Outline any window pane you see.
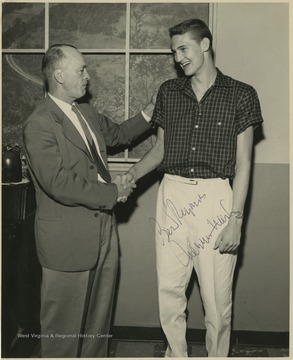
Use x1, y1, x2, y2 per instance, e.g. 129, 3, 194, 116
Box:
49, 3, 126, 49
2, 54, 44, 150
84, 55, 125, 158
130, 3, 209, 49
85, 55, 125, 122
2, 3, 45, 49
128, 54, 178, 159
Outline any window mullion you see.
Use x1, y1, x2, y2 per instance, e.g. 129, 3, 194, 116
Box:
45, 3, 49, 50
124, 2, 131, 162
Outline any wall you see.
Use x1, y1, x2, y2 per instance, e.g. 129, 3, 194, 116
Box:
214, 2, 289, 165
112, 2, 289, 332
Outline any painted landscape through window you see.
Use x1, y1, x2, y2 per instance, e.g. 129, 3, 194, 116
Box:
2, 2, 209, 160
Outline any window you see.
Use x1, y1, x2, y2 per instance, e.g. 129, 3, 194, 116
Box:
2, 2, 212, 169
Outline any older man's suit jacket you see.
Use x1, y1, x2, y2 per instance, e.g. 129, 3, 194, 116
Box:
23, 96, 151, 272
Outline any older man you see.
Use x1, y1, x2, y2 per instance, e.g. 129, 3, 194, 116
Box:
23, 44, 155, 357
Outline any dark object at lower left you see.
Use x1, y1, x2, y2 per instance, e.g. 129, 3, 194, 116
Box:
2, 145, 23, 183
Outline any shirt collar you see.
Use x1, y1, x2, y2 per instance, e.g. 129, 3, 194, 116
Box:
48, 93, 74, 115
213, 68, 232, 87
170, 68, 232, 92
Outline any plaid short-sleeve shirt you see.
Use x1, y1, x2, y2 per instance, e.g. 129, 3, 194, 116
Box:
152, 68, 263, 179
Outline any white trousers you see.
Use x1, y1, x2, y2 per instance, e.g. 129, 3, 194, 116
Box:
154, 174, 237, 357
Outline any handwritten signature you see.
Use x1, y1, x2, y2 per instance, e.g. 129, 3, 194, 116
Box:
149, 194, 206, 245
149, 198, 231, 267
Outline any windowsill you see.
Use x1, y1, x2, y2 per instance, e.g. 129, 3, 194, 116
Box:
108, 160, 138, 172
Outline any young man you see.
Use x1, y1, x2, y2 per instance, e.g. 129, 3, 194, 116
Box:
122, 19, 263, 357
23, 44, 155, 357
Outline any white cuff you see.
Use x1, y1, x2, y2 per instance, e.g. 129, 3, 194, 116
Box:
141, 110, 152, 123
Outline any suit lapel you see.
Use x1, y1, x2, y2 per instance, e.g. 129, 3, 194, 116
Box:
44, 96, 93, 161
63, 113, 94, 160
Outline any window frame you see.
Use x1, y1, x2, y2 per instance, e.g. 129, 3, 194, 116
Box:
2, 2, 216, 171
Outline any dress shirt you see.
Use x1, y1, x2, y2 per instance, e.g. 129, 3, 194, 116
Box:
152, 69, 263, 179
48, 93, 107, 182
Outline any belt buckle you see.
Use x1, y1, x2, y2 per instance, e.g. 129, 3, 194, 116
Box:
190, 179, 198, 185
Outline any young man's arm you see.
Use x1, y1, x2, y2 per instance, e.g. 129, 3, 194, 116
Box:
122, 126, 164, 186
214, 126, 254, 253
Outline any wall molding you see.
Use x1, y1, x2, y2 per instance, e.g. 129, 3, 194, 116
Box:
112, 326, 289, 348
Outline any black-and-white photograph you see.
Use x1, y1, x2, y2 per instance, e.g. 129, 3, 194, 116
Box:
1, 0, 290, 358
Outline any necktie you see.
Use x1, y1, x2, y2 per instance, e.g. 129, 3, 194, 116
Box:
72, 104, 111, 183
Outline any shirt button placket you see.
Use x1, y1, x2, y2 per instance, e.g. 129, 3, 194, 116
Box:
191, 106, 200, 175
198, 105, 202, 117
195, 105, 201, 129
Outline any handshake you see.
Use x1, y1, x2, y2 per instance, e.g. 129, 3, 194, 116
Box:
112, 171, 136, 203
